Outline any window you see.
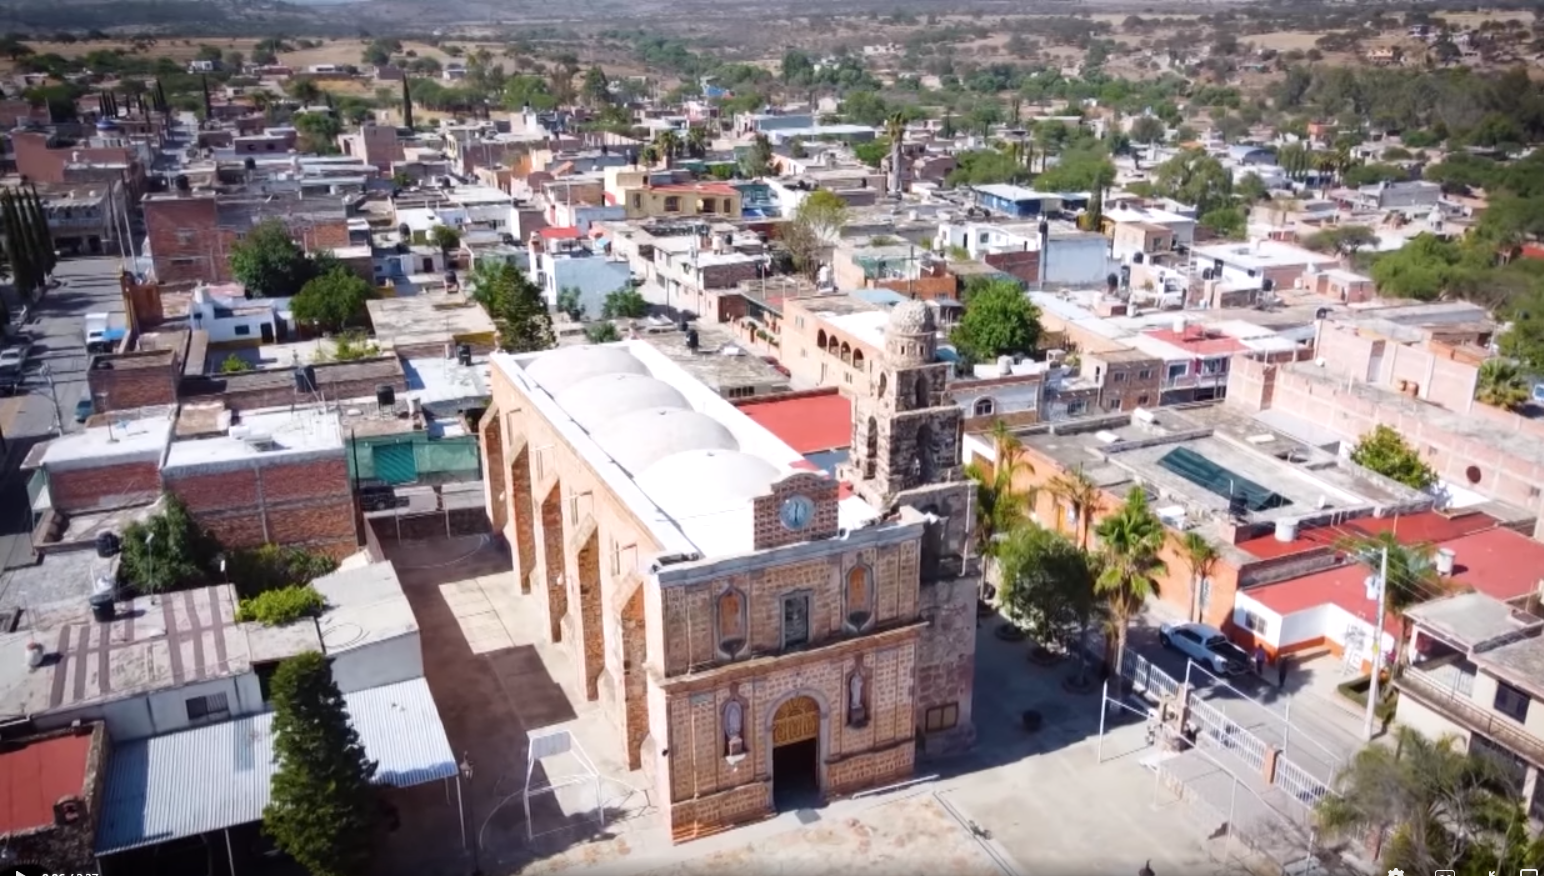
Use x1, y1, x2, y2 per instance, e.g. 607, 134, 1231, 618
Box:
1202, 358, 1230, 375
725, 386, 755, 399
175, 228, 195, 245
973, 397, 995, 416
701, 198, 716, 214
1138, 369, 1153, 380
663, 196, 681, 213
781, 593, 810, 649
1495, 681, 1531, 723
1239, 609, 1268, 634
1136, 394, 1150, 406
185, 692, 231, 725
1167, 362, 1188, 381
632, 194, 642, 209
233, 324, 252, 336
924, 702, 959, 732
1106, 397, 1122, 411
1066, 400, 1087, 416
1112, 372, 1127, 383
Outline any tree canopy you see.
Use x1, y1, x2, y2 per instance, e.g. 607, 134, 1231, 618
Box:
1350, 425, 1438, 491
950, 278, 1042, 364
230, 219, 330, 298
291, 267, 372, 332
469, 261, 554, 353
264, 652, 380, 876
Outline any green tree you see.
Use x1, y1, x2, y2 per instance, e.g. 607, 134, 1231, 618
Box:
741, 133, 773, 177
949, 278, 1041, 363
1129, 115, 1166, 145
1047, 465, 1101, 550
264, 652, 380, 876
230, 219, 322, 298
963, 421, 1034, 559
1304, 224, 1378, 256
601, 287, 648, 319
1476, 358, 1531, 411
997, 523, 1094, 656
585, 322, 621, 343
119, 494, 217, 594
1152, 148, 1233, 214
853, 140, 887, 168
428, 224, 461, 256
1178, 531, 1219, 624
794, 190, 849, 243
220, 353, 252, 373
1034, 148, 1116, 192
293, 111, 342, 154
291, 267, 371, 332
475, 262, 554, 353
1316, 727, 1504, 875
580, 65, 609, 107
1351, 424, 1438, 490
227, 544, 338, 598
556, 286, 585, 321
1198, 206, 1246, 238
1499, 287, 1544, 372
1094, 487, 1167, 679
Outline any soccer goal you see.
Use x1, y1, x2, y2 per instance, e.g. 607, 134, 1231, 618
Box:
522, 728, 606, 842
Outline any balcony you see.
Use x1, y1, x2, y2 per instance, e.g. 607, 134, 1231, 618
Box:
1396, 668, 1544, 769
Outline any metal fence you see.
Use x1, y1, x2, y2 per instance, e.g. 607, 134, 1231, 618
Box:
1190, 698, 1269, 773
1274, 753, 1332, 809
1119, 647, 1182, 700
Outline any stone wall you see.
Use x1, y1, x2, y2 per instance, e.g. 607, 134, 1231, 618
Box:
913, 575, 977, 755
5, 722, 108, 872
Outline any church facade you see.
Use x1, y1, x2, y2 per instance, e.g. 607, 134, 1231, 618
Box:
479, 300, 976, 841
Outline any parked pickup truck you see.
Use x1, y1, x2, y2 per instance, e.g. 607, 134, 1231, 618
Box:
1158, 621, 1251, 676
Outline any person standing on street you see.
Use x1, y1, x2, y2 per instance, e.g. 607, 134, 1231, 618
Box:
1253, 644, 1267, 677
1278, 654, 1290, 688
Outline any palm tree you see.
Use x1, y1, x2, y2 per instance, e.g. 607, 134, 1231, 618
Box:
639, 144, 660, 167
1179, 531, 1220, 623
1047, 465, 1102, 550
883, 112, 906, 196
963, 420, 1035, 562
1477, 358, 1531, 411
1094, 487, 1168, 680
1316, 726, 1504, 874
654, 130, 681, 169
249, 90, 273, 121
685, 125, 708, 159
1341, 530, 1441, 669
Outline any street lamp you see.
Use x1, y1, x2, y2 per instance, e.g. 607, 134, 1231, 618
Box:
459, 752, 482, 876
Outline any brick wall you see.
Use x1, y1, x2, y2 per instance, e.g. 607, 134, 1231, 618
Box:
87, 352, 180, 414
146, 195, 352, 287
4, 723, 107, 873
218, 358, 407, 411
983, 250, 1040, 285
165, 456, 358, 555
14, 132, 135, 185
48, 461, 163, 515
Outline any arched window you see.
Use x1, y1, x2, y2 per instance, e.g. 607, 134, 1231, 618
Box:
723, 699, 746, 757
852, 349, 864, 369
716, 587, 748, 658
864, 416, 878, 478
913, 373, 930, 410
840, 342, 852, 364
877, 372, 887, 398
973, 397, 996, 417
827, 336, 840, 356
816, 329, 827, 349
914, 421, 936, 483
845, 565, 874, 630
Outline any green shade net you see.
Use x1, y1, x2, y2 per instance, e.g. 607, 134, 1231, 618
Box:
1156, 446, 1291, 512
372, 443, 418, 485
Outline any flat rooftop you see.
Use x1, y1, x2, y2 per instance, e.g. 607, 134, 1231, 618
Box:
634, 325, 791, 396
40, 406, 175, 471
162, 405, 344, 475
1192, 239, 1324, 271
1406, 592, 1544, 652
495, 341, 881, 559
367, 294, 496, 350
0, 586, 260, 720
0, 729, 95, 835
313, 561, 417, 656
401, 354, 491, 413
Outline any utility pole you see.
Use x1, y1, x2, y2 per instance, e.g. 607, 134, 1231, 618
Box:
1362, 545, 1391, 740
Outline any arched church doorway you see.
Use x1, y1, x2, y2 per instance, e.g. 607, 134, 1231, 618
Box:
771, 696, 821, 809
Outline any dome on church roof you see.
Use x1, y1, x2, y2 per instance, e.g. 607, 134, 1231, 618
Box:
636, 449, 781, 518
523, 344, 649, 394
556, 373, 689, 432
592, 407, 738, 474
887, 299, 935, 336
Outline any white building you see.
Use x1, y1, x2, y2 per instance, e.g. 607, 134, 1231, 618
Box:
187, 284, 292, 345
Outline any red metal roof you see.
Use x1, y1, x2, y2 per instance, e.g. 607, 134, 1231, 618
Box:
1249, 564, 1395, 628
538, 226, 580, 240
736, 390, 852, 454
651, 182, 739, 195
0, 731, 93, 835
1235, 510, 1499, 562
1144, 327, 1249, 357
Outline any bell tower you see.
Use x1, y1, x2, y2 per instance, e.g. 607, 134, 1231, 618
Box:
845, 300, 962, 508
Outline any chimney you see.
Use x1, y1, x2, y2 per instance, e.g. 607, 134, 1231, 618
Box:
1435, 548, 1455, 576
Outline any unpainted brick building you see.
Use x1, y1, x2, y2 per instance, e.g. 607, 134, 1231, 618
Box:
143, 191, 350, 288
481, 303, 976, 843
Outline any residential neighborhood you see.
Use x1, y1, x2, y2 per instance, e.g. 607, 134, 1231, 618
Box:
2, 8, 1544, 876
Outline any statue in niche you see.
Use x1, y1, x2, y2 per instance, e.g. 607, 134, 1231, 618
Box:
847, 672, 868, 727
723, 700, 745, 758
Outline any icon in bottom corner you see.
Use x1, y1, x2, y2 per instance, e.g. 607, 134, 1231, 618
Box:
1386, 869, 1404, 876
1522, 869, 1540, 876
1436, 870, 1455, 876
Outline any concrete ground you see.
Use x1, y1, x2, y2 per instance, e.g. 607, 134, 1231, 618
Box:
381, 533, 1247, 876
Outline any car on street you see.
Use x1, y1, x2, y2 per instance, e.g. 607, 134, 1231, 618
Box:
74, 397, 94, 423
1158, 621, 1251, 676
0, 341, 31, 372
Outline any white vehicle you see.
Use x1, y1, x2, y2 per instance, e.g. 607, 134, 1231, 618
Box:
1158, 621, 1250, 676
0, 342, 30, 372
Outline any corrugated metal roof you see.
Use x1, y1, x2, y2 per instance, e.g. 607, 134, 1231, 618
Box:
96, 678, 456, 855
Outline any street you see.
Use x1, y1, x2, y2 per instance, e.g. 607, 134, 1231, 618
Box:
0, 255, 129, 576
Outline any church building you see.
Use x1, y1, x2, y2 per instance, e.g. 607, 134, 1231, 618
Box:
479, 300, 977, 841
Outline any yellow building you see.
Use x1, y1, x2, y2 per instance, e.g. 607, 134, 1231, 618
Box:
604, 167, 743, 220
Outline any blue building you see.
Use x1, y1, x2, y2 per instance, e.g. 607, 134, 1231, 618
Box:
972, 184, 1063, 219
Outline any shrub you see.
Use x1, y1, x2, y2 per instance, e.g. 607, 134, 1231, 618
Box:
236, 584, 326, 626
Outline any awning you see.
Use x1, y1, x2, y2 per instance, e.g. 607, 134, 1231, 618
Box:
95, 678, 457, 855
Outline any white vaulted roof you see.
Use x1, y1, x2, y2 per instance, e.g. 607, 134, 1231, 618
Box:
555, 373, 690, 432
591, 407, 739, 474
523, 344, 649, 393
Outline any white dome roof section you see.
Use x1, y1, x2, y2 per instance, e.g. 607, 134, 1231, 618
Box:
636, 449, 781, 518
555, 373, 689, 432
592, 408, 739, 474
523, 345, 649, 395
